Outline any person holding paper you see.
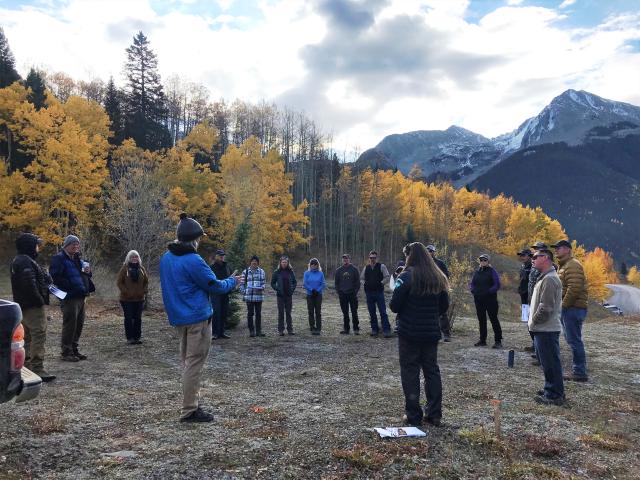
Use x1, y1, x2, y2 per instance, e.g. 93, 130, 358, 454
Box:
50, 235, 95, 362
390, 242, 449, 427
10, 233, 56, 382
517, 249, 534, 356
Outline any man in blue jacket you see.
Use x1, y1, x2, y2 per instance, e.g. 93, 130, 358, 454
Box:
160, 214, 241, 423
50, 235, 95, 362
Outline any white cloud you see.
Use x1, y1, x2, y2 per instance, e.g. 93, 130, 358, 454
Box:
1, 0, 639, 153
559, 0, 577, 9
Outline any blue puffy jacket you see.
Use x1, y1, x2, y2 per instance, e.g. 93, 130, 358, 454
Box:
50, 251, 92, 299
160, 242, 237, 326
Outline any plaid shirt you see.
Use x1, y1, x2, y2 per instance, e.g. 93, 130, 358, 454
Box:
241, 267, 266, 302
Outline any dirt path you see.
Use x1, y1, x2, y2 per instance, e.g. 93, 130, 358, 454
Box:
1, 291, 639, 479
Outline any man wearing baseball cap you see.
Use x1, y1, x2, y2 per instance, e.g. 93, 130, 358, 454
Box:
552, 239, 589, 382
160, 214, 242, 422
517, 249, 535, 355
210, 248, 232, 340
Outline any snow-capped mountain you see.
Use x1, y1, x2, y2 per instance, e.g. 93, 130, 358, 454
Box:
356, 89, 640, 186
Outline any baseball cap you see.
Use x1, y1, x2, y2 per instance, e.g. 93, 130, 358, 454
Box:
551, 240, 572, 249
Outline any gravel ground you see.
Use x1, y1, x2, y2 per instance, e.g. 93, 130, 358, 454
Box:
1, 289, 639, 479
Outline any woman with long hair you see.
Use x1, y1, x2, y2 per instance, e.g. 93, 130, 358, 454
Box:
390, 242, 449, 427
116, 250, 149, 344
303, 258, 326, 335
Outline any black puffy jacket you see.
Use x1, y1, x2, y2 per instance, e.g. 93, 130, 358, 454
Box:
389, 268, 449, 342
10, 234, 51, 309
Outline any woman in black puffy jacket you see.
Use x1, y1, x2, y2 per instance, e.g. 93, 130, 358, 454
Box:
390, 242, 449, 427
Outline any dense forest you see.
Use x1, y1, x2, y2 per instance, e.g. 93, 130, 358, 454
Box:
0, 28, 621, 299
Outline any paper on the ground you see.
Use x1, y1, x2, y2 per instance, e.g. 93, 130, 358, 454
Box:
521, 304, 530, 322
374, 427, 426, 438
49, 285, 67, 300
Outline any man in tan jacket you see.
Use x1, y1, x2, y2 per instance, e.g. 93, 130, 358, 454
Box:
552, 240, 589, 382
528, 249, 564, 405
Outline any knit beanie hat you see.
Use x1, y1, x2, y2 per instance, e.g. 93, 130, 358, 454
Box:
176, 213, 205, 242
63, 235, 80, 249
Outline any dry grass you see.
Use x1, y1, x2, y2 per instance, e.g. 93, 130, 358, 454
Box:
27, 413, 66, 435
578, 433, 630, 451
458, 426, 510, 455
524, 435, 566, 458
502, 462, 567, 479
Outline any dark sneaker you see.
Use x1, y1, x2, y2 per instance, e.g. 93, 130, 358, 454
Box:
442, 335, 451, 343
339, 330, 350, 335
535, 394, 565, 406
537, 389, 545, 396
249, 331, 256, 338
425, 417, 441, 427
279, 332, 285, 336
383, 331, 394, 338
474, 341, 487, 347
492, 341, 503, 349
127, 339, 136, 345
212, 335, 219, 340
180, 407, 214, 423
401, 414, 422, 427
33, 370, 56, 382
312, 331, 320, 336
134, 339, 142, 345
531, 354, 538, 358
563, 374, 588, 382
257, 332, 266, 337
220, 334, 231, 339
370, 331, 379, 337
61, 354, 79, 362
353, 329, 360, 335
287, 331, 295, 336
531, 360, 541, 366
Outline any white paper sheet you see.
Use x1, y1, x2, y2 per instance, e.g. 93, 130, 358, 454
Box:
521, 304, 530, 322
49, 285, 67, 300
374, 427, 426, 438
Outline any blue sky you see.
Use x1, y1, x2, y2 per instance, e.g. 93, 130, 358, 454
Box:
2, 0, 640, 150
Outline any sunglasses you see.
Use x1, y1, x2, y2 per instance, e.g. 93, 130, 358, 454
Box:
532, 255, 548, 260
479, 258, 488, 262
369, 256, 377, 260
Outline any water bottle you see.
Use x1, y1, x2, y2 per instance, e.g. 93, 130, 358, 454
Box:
508, 349, 515, 367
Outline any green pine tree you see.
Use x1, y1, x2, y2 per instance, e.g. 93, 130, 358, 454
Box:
123, 31, 171, 150
224, 216, 252, 329
25, 68, 47, 110
0, 27, 20, 88
104, 76, 125, 145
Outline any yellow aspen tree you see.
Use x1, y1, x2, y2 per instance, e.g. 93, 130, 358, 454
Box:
627, 266, 640, 287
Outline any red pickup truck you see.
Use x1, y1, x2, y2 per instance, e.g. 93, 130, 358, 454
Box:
0, 299, 42, 403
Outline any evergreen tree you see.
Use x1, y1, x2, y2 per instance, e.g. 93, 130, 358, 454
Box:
104, 76, 125, 145
224, 217, 252, 329
25, 68, 47, 110
620, 262, 628, 276
123, 31, 171, 150
0, 27, 20, 88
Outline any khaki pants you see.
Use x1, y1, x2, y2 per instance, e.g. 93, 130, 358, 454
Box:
176, 320, 212, 419
61, 297, 86, 355
22, 306, 47, 372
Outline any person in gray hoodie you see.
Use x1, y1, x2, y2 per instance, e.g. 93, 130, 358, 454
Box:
528, 249, 564, 406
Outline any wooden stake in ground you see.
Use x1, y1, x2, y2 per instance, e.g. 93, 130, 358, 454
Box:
491, 399, 502, 440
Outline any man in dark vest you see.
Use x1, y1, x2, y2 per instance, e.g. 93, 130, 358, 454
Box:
210, 249, 232, 340
427, 244, 451, 342
360, 250, 391, 337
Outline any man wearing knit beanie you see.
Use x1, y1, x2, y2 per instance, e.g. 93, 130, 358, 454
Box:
160, 213, 243, 423
50, 234, 95, 362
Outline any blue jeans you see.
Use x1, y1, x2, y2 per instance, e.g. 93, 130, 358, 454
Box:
533, 331, 564, 400
561, 307, 587, 377
365, 290, 390, 333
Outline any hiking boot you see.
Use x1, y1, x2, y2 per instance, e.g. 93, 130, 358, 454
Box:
353, 329, 360, 335
442, 335, 451, 343
312, 330, 320, 336
492, 341, 503, 349
134, 339, 142, 345
33, 370, 56, 382
401, 414, 422, 427
73, 351, 87, 360
212, 335, 219, 340
563, 373, 588, 382
180, 407, 214, 423
339, 330, 350, 335
287, 331, 295, 336
127, 339, 136, 345
279, 332, 285, 336
61, 354, 79, 362
257, 332, 266, 337
383, 331, 394, 338
425, 417, 442, 427
220, 333, 231, 339
249, 331, 256, 338
531, 360, 541, 366
370, 331, 379, 337
474, 340, 487, 347
535, 394, 565, 406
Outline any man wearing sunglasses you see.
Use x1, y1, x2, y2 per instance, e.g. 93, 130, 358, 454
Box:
528, 249, 565, 405
361, 250, 392, 337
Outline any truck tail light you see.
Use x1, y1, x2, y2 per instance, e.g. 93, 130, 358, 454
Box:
11, 323, 25, 371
